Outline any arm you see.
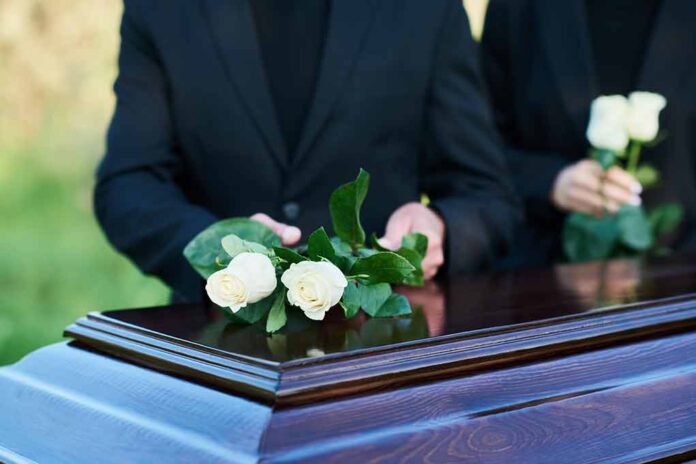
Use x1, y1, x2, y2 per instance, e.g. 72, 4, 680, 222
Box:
94, 3, 217, 302
422, 0, 522, 274
480, 0, 642, 220
480, 0, 570, 216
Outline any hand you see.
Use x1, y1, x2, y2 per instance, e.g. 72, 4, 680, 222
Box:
379, 203, 446, 280
551, 160, 642, 217
251, 213, 302, 246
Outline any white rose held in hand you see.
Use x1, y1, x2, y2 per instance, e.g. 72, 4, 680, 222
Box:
586, 95, 630, 151
281, 261, 348, 321
205, 252, 277, 312
627, 91, 666, 142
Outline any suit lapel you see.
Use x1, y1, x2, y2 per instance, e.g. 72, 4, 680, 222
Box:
292, 0, 377, 166
536, 0, 597, 140
201, 0, 288, 167
638, 0, 696, 99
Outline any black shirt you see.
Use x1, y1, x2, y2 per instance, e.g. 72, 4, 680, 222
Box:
585, 0, 662, 95
251, 0, 330, 155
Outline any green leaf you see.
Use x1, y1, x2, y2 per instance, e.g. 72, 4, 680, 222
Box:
359, 283, 392, 317
273, 247, 307, 265
635, 164, 660, 188
330, 237, 358, 273
371, 232, 427, 286
373, 294, 412, 318
350, 252, 416, 284
616, 205, 653, 251
341, 282, 362, 318
401, 233, 428, 257
221, 234, 268, 258
341, 282, 393, 317
307, 227, 336, 262
370, 233, 389, 252
396, 248, 425, 287
647, 203, 684, 240
223, 296, 274, 325
184, 218, 280, 279
266, 291, 288, 333
330, 169, 370, 249
358, 248, 379, 258
592, 148, 617, 170
563, 213, 620, 262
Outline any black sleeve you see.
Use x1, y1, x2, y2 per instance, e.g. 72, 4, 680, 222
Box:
480, 0, 569, 216
94, 2, 217, 302
423, 0, 522, 274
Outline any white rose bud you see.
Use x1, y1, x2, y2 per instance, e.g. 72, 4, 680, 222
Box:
586, 95, 630, 152
281, 261, 348, 321
205, 252, 277, 312
627, 91, 666, 142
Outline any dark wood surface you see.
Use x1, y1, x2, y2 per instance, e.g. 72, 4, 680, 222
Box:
0, 255, 694, 463
66, 254, 696, 406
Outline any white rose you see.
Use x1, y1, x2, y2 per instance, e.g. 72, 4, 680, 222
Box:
205, 252, 277, 312
586, 95, 630, 152
281, 261, 348, 321
627, 91, 666, 142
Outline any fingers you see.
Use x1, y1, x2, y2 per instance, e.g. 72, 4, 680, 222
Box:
380, 203, 446, 280
567, 189, 604, 217
606, 166, 642, 195
552, 160, 643, 216
250, 213, 302, 246
602, 182, 641, 209
422, 233, 444, 280
379, 208, 413, 250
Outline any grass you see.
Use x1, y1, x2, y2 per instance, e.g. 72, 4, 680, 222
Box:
0, 132, 169, 366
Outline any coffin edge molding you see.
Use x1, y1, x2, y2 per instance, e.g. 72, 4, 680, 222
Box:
65, 294, 696, 407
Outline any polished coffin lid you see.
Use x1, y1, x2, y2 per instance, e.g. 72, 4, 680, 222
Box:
65, 255, 696, 407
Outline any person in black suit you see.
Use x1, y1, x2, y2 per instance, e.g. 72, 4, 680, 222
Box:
95, 0, 520, 302
481, 0, 696, 268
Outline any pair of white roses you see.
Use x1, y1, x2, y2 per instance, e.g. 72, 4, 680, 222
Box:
206, 253, 347, 321
586, 91, 666, 151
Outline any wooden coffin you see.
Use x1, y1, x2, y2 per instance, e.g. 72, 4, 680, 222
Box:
0, 255, 695, 463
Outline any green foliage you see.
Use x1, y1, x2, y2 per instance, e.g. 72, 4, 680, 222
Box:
343, 283, 392, 317
635, 164, 660, 188
371, 232, 428, 286
647, 203, 684, 239
184, 218, 280, 279
273, 247, 307, 267
616, 206, 652, 251
330, 169, 370, 250
341, 282, 362, 318
592, 149, 617, 170
372, 294, 412, 317
186, 169, 421, 335
350, 252, 416, 285
0, 152, 169, 366
564, 206, 660, 262
266, 291, 288, 333
307, 227, 336, 262
221, 234, 268, 258
565, 134, 682, 263
564, 213, 620, 262
224, 295, 275, 325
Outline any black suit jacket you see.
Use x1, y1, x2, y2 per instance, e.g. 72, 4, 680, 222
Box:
95, 0, 520, 302
481, 0, 696, 268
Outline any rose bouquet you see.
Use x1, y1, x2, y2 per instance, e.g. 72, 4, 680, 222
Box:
184, 170, 427, 333
563, 92, 683, 262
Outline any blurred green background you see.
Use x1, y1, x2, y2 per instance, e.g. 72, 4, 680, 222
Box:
0, 0, 488, 366
0, 0, 169, 366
